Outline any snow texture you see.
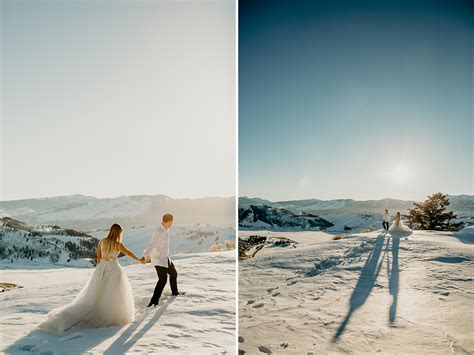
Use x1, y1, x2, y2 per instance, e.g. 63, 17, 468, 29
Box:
1, 251, 235, 354
239, 229, 474, 354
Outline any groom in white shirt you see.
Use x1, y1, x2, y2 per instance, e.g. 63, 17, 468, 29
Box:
141, 213, 180, 307
382, 209, 390, 231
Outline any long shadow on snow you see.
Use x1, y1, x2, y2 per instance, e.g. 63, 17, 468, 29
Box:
333, 233, 387, 341
333, 233, 402, 340
387, 235, 400, 324
103, 297, 175, 354
4, 298, 175, 354
4, 321, 120, 354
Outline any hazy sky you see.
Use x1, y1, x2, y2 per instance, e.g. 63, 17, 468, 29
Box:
239, 0, 473, 201
1, 0, 235, 201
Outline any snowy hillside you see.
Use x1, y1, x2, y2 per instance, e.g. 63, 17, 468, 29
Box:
239, 205, 333, 231
0, 218, 98, 268
91, 224, 236, 266
0, 218, 235, 269
1, 251, 235, 354
240, 196, 474, 233
239, 230, 474, 354
322, 212, 473, 234
0, 194, 235, 230
323, 213, 383, 233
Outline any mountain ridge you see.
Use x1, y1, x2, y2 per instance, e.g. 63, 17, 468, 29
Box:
239, 205, 333, 231
239, 195, 474, 215
0, 195, 236, 230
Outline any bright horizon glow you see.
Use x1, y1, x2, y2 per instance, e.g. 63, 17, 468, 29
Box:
1, 0, 236, 201
388, 163, 414, 184
239, 0, 473, 201
1, 193, 235, 203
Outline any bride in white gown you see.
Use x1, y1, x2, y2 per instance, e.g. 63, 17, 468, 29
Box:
39, 223, 144, 332
388, 211, 412, 234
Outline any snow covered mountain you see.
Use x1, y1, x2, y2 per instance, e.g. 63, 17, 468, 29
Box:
239, 205, 333, 231
239, 195, 474, 215
0, 217, 235, 269
0, 194, 235, 230
240, 195, 474, 233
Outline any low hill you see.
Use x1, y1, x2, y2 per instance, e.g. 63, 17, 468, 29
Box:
0, 217, 98, 268
239, 205, 333, 231
0, 217, 236, 268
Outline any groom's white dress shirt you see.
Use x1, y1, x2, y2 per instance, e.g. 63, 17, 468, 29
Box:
383, 212, 390, 222
143, 224, 171, 267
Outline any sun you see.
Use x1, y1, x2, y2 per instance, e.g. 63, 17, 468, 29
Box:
390, 163, 413, 184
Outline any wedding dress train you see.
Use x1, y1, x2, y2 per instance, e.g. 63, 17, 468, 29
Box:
388, 219, 412, 234
39, 240, 135, 332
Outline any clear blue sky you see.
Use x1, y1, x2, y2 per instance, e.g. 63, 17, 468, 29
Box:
1, 0, 235, 201
239, 0, 473, 201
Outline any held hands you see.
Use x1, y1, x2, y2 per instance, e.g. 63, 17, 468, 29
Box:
138, 257, 146, 265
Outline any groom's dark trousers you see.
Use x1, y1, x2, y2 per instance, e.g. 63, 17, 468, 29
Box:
382, 221, 389, 231
150, 259, 178, 304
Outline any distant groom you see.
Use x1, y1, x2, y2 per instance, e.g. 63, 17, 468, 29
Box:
382, 209, 390, 232
142, 213, 180, 307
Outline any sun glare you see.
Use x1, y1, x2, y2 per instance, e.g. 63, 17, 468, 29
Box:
390, 163, 413, 184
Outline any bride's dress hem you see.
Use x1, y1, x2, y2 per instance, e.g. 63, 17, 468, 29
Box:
387, 220, 413, 235
38, 246, 135, 333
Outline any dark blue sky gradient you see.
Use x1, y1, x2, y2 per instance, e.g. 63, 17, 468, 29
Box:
239, 0, 473, 200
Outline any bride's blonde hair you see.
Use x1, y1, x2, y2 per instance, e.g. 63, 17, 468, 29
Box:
102, 223, 123, 255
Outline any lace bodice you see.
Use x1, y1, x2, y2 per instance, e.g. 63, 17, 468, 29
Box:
100, 239, 120, 261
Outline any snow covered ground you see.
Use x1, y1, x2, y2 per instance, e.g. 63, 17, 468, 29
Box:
324, 213, 383, 233
322, 212, 473, 234
1, 251, 236, 354
239, 230, 474, 354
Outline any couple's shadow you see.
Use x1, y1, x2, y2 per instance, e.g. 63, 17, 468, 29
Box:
333, 232, 400, 340
4, 297, 174, 354
104, 297, 174, 354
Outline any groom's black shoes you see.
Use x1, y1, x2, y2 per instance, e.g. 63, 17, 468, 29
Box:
147, 301, 158, 308
172, 291, 184, 296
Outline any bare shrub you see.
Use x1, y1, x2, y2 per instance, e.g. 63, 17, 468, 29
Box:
224, 240, 234, 250
209, 244, 223, 252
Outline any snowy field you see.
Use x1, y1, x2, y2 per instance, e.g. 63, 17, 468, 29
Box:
239, 229, 474, 354
1, 251, 236, 354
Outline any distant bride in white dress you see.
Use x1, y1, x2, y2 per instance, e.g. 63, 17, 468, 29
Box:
39, 223, 144, 332
388, 212, 412, 234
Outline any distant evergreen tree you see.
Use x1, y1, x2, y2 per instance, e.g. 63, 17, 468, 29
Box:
407, 193, 461, 231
